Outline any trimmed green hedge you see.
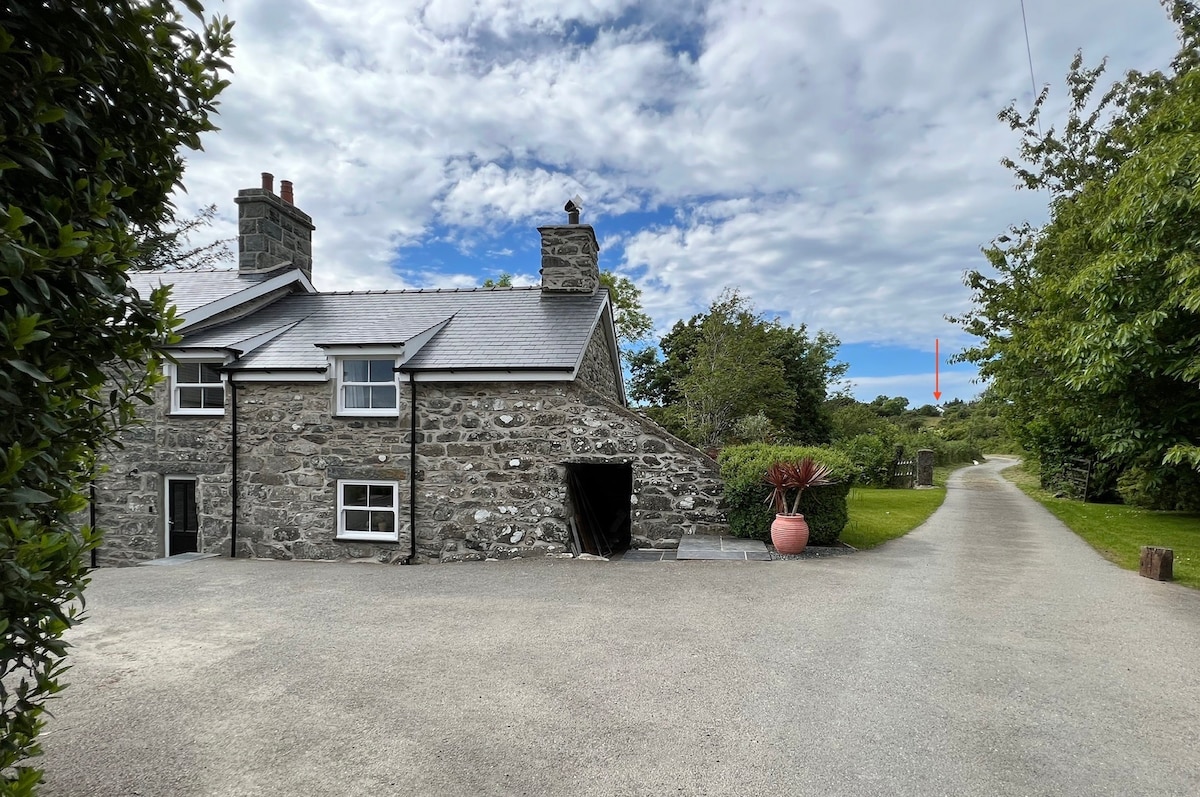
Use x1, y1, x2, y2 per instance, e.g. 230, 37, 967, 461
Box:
718, 444, 853, 545
834, 432, 983, 487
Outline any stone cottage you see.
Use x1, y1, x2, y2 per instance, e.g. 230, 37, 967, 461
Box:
93, 175, 725, 565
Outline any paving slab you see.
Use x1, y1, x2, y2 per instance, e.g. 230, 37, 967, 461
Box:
138, 552, 221, 567
676, 534, 771, 560
617, 549, 677, 562
36, 458, 1200, 797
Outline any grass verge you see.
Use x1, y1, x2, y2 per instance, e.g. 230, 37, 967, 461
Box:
1003, 461, 1200, 589
840, 463, 963, 550
841, 487, 946, 549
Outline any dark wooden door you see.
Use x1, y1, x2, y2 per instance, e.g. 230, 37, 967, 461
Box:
167, 479, 199, 555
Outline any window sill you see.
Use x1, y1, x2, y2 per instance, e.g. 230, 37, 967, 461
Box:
335, 532, 400, 544
333, 411, 400, 419
168, 410, 226, 417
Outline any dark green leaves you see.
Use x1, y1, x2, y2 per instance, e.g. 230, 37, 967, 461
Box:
957, 0, 1200, 508
0, 1, 232, 789
631, 289, 844, 448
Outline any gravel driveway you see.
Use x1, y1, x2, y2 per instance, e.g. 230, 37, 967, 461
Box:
37, 458, 1200, 796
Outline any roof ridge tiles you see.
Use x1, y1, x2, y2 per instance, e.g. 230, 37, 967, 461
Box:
135, 267, 239, 274
317, 285, 541, 296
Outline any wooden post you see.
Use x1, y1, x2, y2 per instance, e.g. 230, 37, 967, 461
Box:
1139, 546, 1174, 581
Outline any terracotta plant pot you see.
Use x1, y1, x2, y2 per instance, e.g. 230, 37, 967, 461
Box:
771, 513, 810, 555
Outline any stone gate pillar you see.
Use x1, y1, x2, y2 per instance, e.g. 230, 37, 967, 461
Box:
917, 449, 935, 487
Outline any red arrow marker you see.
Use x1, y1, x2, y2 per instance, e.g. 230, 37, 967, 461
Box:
933, 339, 942, 401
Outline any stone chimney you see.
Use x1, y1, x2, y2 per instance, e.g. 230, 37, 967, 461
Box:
235, 172, 315, 280
538, 198, 599, 295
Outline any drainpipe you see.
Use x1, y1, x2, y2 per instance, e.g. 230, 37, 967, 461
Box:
89, 481, 97, 568
230, 379, 239, 558
406, 371, 417, 564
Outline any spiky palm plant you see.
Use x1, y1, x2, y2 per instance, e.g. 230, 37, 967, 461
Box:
764, 457, 835, 514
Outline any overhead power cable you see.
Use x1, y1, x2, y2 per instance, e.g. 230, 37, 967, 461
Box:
1020, 0, 1038, 102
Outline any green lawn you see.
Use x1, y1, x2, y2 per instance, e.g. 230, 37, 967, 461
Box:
839, 463, 987, 550
842, 484, 947, 550
1003, 462, 1200, 589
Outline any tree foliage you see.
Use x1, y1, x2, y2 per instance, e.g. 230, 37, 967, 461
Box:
481, 271, 514, 287
130, 203, 232, 271
0, 2, 232, 789
631, 290, 844, 448
598, 270, 653, 355
955, 0, 1200, 507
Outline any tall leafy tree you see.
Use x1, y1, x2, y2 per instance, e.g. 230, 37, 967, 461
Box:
678, 291, 794, 447
957, 0, 1200, 506
598, 270, 653, 358
0, 2, 232, 789
632, 290, 844, 448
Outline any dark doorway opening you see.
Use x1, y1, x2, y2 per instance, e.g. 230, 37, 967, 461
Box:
166, 478, 199, 556
565, 463, 632, 557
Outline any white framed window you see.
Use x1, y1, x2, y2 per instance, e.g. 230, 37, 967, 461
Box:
171, 360, 225, 415
336, 358, 398, 416
336, 480, 399, 542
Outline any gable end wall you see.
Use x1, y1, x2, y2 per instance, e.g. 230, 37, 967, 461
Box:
574, 323, 621, 404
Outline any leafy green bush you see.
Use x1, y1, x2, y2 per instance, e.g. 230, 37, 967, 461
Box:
1117, 463, 1200, 511
832, 429, 982, 488
719, 444, 853, 545
930, 439, 982, 466
0, 2, 232, 790
835, 434, 895, 486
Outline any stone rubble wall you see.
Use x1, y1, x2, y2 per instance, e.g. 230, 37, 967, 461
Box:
92, 380, 234, 566
234, 383, 413, 562
418, 381, 726, 563
574, 321, 621, 404
537, 225, 599, 294
235, 188, 315, 280
93, 373, 726, 566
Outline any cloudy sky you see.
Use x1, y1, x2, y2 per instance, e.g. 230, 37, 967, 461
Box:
175, 0, 1181, 404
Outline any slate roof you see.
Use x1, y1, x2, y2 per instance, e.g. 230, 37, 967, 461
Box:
128, 269, 272, 314
178, 287, 609, 373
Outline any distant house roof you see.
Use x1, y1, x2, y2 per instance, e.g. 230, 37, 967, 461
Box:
177, 286, 612, 376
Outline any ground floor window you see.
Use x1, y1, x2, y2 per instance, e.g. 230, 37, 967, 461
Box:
336, 480, 399, 542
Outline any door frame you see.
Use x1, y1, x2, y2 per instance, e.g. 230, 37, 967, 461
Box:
163, 475, 199, 556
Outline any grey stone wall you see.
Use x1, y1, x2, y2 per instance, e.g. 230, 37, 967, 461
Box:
235, 382, 411, 562
575, 323, 621, 404
538, 225, 599, 294
94, 376, 726, 566
92, 380, 234, 566
416, 381, 725, 562
235, 188, 315, 281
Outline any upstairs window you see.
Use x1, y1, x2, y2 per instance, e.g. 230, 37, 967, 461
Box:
172, 361, 224, 415
336, 480, 399, 542
338, 358, 398, 415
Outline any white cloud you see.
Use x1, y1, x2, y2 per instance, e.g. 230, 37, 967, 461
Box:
173, 0, 1181, 368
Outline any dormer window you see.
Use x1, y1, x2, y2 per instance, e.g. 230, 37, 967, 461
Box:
337, 358, 398, 416
171, 361, 225, 415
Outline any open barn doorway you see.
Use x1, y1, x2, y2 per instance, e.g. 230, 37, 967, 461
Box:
565, 463, 632, 558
